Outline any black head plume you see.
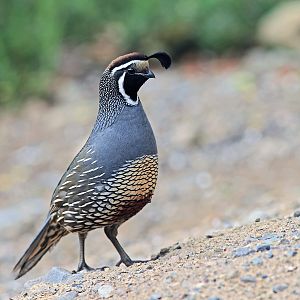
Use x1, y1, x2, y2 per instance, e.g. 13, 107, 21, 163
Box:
147, 52, 172, 69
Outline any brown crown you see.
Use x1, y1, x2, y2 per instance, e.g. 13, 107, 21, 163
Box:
108, 52, 147, 71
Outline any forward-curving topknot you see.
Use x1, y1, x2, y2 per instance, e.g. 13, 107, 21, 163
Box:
108, 51, 172, 72
147, 52, 172, 69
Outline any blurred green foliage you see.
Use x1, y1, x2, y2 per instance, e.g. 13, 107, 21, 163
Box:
0, 0, 282, 106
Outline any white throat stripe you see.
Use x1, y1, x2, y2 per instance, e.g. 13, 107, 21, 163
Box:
118, 73, 139, 106
111, 60, 143, 75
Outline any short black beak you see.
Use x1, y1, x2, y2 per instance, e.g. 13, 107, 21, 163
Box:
142, 69, 155, 79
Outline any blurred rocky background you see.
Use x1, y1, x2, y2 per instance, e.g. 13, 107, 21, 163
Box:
1, 0, 300, 298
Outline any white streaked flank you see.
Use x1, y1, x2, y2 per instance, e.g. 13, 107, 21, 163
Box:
82, 167, 100, 174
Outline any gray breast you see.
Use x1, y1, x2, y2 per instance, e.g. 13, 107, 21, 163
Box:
89, 102, 157, 178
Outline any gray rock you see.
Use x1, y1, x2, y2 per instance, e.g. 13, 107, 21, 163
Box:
240, 275, 256, 283
273, 284, 288, 293
97, 284, 113, 298
24, 267, 72, 289
232, 247, 254, 257
279, 238, 290, 245
58, 291, 78, 300
258, 233, 281, 243
292, 231, 300, 241
266, 251, 274, 258
245, 236, 258, 243
192, 287, 201, 294
65, 273, 83, 283
149, 293, 162, 300
24, 277, 43, 289
71, 284, 84, 293
287, 250, 297, 257
43, 267, 71, 284
256, 244, 271, 252
292, 288, 300, 296
251, 257, 263, 265
208, 297, 221, 300
164, 272, 177, 283
293, 210, 300, 217
183, 294, 197, 300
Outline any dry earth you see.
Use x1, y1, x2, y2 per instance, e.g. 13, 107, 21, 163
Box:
1, 49, 300, 299
14, 216, 300, 299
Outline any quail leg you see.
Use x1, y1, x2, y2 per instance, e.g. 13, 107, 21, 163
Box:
104, 225, 136, 266
76, 232, 94, 272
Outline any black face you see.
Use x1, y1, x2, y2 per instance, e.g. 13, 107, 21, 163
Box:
113, 65, 155, 102
110, 52, 171, 104
123, 71, 148, 101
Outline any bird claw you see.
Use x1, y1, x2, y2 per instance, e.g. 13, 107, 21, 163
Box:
116, 258, 149, 267
74, 263, 94, 273
72, 265, 109, 273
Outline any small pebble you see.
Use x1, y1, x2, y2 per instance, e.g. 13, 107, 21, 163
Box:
72, 284, 84, 293
255, 218, 260, 222
226, 269, 239, 279
279, 238, 290, 245
286, 250, 297, 257
206, 234, 214, 238
58, 291, 78, 300
251, 257, 263, 265
273, 284, 288, 293
242, 262, 250, 271
192, 286, 201, 293
292, 288, 300, 295
208, 297, 221, 300
266, 251, 274, 259
183, 294, 196, 300
286, 265, 297, 272
164, 272, 177, 284
259, 233, 280, 243
240, 275, 256, 283
256, 244, 270, 252
65, 273, 83, 283
149, 292, 162, 300
24, 278, 42, 289
261, 274, 268, 279
245, 236, 257, 243
97, 284, 113, 299
232, 247, 254, 257
38, 267, 72, 284
293, 210, 300, 217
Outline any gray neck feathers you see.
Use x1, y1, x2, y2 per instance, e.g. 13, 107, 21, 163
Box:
92, 70, 125, 133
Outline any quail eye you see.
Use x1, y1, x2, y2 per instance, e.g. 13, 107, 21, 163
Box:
127, 68, 135, 75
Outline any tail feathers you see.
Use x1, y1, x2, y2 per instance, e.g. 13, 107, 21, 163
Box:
13, 215, 67, 279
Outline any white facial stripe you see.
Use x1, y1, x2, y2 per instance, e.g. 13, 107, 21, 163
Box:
111, 60, 143, 75
118, 73, 139, 106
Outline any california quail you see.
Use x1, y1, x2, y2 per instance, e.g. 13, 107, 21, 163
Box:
13, 51, 171, 279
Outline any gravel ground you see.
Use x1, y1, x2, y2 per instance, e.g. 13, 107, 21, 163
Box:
1, 49, 300, 298
14, 216, 300, 299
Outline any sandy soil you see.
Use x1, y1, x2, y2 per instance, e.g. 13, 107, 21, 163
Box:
14, 216, 300, 299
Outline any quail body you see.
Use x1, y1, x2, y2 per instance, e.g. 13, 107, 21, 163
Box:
14, 51, 171, 278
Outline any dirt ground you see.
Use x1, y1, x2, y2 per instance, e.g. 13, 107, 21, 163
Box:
14, 216, 300, 299
1, 49, 300, 299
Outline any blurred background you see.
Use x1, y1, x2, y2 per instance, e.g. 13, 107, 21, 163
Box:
1, 0, 300, 297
